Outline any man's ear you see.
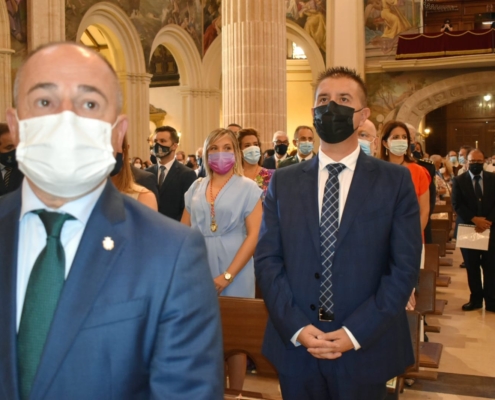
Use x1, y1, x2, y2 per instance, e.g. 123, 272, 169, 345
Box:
292, 139, 298, 147
359, 108, 371, 126
5, 108, 20, 146
112, 114, 128, 152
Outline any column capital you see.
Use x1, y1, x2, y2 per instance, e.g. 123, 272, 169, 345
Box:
118, 72, 153, 84
0, 48, 15, 55
179, 87, 221, 98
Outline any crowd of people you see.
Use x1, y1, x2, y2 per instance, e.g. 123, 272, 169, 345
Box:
1, 42, 494, 400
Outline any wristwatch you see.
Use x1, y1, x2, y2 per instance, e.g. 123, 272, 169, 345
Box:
224, 272, 234, 283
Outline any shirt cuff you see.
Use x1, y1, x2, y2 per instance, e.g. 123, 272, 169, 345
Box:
291, 327, 305, 347
343, 326, 361, 350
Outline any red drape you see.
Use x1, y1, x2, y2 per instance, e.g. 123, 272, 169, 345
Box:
396, 29, 495, 60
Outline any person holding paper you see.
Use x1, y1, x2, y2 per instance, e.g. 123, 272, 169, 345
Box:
452, 149, 495, 312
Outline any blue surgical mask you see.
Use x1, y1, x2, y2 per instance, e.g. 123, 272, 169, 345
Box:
458, 156, 466, 164
298, 141, 314, 156
449, 156, 457, 164
388, 139, 409, 156
358, 139, 371, 156
242, 145, 261, 165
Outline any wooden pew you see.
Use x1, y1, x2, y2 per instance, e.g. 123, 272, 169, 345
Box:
431, 228, 454, 269
219, 297, 277, 377
424, 244, 447, 318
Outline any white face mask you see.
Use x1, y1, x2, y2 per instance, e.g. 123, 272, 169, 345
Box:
388, 139, 409, 157
16, 111, 117, 198
439, 167, 446, 175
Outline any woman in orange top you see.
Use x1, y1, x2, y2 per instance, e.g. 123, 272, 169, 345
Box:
380, 121, 431, 233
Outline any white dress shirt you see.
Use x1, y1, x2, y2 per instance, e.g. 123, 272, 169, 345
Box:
157, 158, 175, 183
16, 179, 106, 330
291, 145, 361, 350
0, 163, 6, 179
468, 170, 483, 193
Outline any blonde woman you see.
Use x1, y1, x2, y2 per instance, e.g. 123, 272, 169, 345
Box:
112, 136, 158, 211
181, 128, 262, 390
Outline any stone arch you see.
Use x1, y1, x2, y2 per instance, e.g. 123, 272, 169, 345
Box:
150, 25, 204, 153
286, 19, 326, 84
390, 71, 495, 130
76, 2, 150, 159
203, 35, 222, 90
0, 1, 13, 120
151, 24, 203, 88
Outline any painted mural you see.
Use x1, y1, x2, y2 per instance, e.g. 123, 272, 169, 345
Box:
6, 0, 27, 81
366, 67, 495, 131
286, 0, 326, 57
203, 0, 221, 54
66, 0, 202, 70
364, 0, 420, 54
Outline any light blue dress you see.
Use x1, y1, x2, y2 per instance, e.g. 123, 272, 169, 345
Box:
184, 174, 262, 298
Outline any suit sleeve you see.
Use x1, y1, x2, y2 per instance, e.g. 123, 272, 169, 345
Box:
142, 173, 159, 201
452, 176, 475, 223
342, 168, 422, 349
254, 171, 312, 346
150, 230, 223, 400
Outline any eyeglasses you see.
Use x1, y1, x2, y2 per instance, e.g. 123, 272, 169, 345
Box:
468, 160, 484, 164
274, 140, 289, 146
357, 131, 376, 143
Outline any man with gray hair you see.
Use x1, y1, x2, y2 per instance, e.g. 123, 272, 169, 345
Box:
262, 130, 290, 169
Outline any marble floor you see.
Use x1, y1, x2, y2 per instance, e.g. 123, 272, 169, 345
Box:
242, 247, 495, 399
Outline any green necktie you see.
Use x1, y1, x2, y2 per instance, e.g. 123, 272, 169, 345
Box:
17, 210, 74, 400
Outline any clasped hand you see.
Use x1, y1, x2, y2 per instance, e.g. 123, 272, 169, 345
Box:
297, 325, 354, 359
213, 274, 230, 295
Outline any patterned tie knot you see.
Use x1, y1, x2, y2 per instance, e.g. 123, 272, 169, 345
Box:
160, 166, 166, 172
33, 210, 75, 239
474, 175, 481, 182
326, 163, 346, 176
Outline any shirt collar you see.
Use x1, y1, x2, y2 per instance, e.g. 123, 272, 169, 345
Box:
297, 152, 313, 162
0, 163, 5, 170
319, 145, 360, 172
158, 157, 175, 171
20, 179, 107, 224
468, 170, 483, 180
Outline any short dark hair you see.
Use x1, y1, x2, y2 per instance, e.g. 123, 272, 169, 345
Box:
315, 67, 367, 106
227, 123, 242, 129
264, 149, 275, 157
155, 125, 180, 144
380, 120, 415, 163
187, 154, 197, 162
294, 125, 313, 140
0, 123, 10, 137
460, 145, 472, 153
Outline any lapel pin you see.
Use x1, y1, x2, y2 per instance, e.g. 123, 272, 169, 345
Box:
102, 237, 114, 251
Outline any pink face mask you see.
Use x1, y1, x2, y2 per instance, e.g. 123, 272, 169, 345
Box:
208, 152, 235, 175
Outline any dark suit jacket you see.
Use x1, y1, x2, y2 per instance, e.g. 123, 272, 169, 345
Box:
0, 182, 223, 400
278, 153, 316, 169
255, 152, 422, 383
452, 171, 495, 243
146, 160, 197, 221
0, 167, 23, 197
130, 165, 159, 201
262, 155, 276, 169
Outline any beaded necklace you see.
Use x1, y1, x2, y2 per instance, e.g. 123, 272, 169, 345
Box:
209, 173, 234, 232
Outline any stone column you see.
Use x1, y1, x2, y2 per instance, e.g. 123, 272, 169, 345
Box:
222, 0, 286, 146
27, 0, 65, 51
118, 72, 152, 160
326, 0, 365, 76
0, 48, 14, 120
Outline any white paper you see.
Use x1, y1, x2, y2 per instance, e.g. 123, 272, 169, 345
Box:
456, 224, 490, 251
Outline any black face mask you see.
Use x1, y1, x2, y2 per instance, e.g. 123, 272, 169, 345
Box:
313, 101, 359, 144
274, 144, 288, 156
154, 143, 172, 158
469, 163, 484, 175
0, 149, 17, 168
110, 152, 123, 177
412, 151, 423, 159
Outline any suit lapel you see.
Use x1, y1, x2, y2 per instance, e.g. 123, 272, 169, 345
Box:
300, 157, 320, 257
30, 182, 128, 400
160, 160, 178, 193
335, 152, 377, 250
0, 191, 22, 400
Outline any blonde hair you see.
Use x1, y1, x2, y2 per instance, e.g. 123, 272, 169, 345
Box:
111, 135, 136, 194
203, 128, 243, 177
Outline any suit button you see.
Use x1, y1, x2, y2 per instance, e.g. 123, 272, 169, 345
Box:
310, 304, 316, 310
315, 273, 320, 279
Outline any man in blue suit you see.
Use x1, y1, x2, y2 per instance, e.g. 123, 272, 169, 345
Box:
255, 67, 422, 400
0, 42, 223, 400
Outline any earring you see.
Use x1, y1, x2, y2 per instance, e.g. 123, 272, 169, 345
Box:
386, 149, 388, 156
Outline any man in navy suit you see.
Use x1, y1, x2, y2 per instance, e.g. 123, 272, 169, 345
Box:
452, 149, 495, 312
0, 123, 24, 196
255, 67, 422, 400
1, 42, 223, 400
